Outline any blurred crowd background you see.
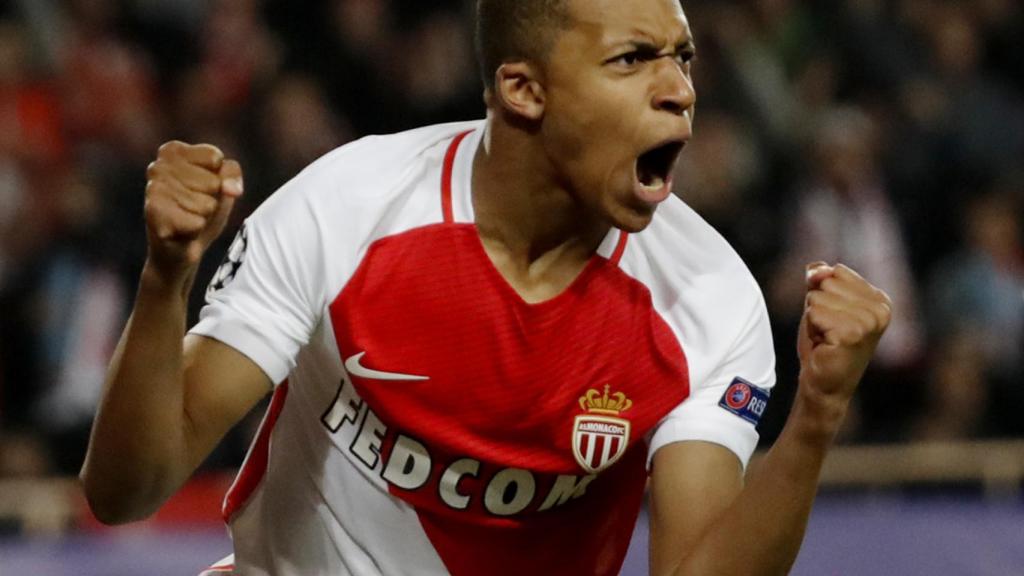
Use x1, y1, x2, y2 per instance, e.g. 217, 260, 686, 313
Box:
1, 0, 1022, 495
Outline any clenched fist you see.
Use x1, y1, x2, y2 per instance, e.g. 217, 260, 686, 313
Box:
797, 262, 892, 408
144, 141, 244, 278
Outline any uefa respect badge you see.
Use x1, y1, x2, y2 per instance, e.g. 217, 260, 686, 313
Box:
718, 377, 770, 426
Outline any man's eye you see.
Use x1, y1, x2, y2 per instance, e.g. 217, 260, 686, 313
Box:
675, 50, 697, 65
614, 52, 641, 66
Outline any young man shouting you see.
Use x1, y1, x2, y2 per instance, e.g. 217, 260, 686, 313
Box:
82, 1, 891, 574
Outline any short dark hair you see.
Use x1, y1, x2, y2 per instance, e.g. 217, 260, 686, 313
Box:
475, 0, 571, 90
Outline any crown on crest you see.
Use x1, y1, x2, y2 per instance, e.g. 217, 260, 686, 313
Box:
579, 385, 633, 416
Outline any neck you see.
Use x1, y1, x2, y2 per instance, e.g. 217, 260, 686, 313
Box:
471, 117, 609, 268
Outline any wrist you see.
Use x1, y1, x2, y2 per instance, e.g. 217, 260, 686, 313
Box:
140, 260, 197, 301
788, 386, 851, 446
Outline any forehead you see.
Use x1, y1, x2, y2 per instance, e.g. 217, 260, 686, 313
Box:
565, 0, 690, 46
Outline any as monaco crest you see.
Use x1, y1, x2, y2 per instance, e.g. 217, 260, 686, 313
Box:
573, 385, 633, 474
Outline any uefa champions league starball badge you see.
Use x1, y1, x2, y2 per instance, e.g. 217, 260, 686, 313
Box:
207, 223, 249, 300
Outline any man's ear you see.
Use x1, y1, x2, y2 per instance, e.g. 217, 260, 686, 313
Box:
493, 62, 546, 121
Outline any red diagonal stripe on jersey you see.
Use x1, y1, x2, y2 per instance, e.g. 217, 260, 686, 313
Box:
222, 381, 289, 522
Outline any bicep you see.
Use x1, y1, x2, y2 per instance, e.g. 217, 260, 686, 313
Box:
181, 334, 272, 469
648, 440, 744, 576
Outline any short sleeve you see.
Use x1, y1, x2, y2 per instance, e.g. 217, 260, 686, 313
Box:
647, 294, 776, 470
190, 185, 325, 385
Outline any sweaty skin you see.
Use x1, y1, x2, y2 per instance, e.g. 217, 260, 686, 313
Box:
82, 1, 891, 575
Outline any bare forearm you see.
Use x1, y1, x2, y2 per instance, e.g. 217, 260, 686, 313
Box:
658, 263, 890, 575
81, 142, 253, 523
672, 394, 844, 576
81, 264, 198, 524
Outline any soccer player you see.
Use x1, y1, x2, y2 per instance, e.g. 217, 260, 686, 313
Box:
81, 0, 892, 574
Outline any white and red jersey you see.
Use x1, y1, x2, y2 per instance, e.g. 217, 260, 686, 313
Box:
191, 120, 776, 576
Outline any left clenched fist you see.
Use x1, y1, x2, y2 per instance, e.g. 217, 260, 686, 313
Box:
797, 262, 892, 404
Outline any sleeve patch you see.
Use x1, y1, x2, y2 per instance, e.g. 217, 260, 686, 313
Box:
206, 223, 249, 300
718, 377, 770, 426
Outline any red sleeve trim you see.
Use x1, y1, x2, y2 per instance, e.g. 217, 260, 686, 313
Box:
221, 381, 290, 522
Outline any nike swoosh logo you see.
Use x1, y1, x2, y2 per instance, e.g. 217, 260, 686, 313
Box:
344, 352, 429, 381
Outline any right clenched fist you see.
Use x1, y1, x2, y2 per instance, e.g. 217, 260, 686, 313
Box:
144, 141, 244, 277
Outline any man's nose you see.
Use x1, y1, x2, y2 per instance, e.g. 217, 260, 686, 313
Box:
651, 59, 696, 116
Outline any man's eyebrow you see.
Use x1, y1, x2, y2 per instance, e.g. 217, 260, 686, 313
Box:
610, 35, 696, 54
673, 32, 696, 50
625, 40, 661, 53
676, 39, 697, 53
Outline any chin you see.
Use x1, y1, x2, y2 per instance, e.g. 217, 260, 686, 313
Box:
609, 203, 657, 233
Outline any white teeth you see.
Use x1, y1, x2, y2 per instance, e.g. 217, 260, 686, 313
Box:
641, 176, 664, 190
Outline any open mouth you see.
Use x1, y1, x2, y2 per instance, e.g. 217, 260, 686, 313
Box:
635, 140, 685, 189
